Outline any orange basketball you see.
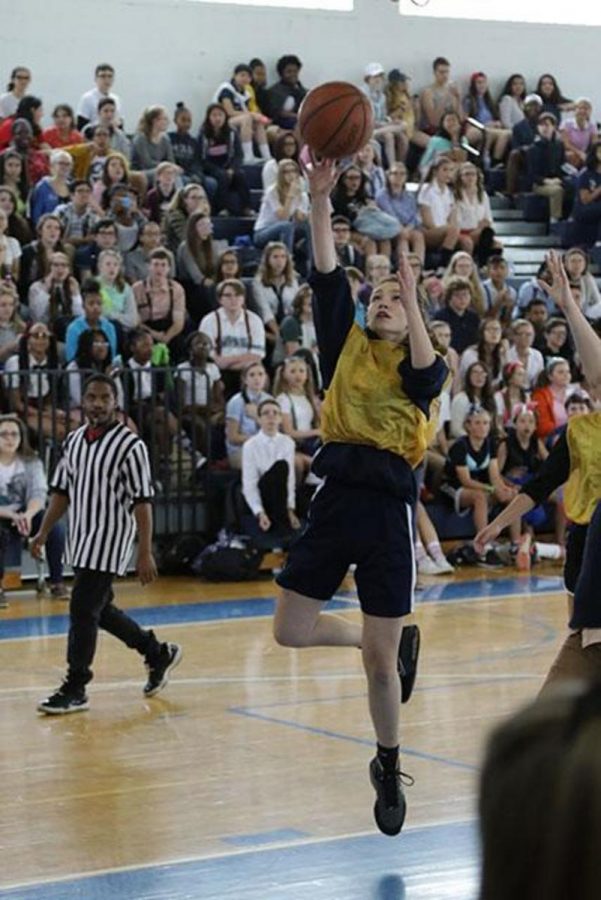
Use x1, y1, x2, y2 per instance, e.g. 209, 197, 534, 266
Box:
298, 81, 374, 159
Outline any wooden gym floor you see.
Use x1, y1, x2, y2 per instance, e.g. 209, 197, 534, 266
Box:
0, 563, 567, 899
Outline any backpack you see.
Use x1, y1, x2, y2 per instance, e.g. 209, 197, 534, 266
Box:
157, 535, 207, 575
191, 530, 264, 582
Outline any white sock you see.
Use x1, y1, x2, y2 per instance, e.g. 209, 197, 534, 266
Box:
259, 142, 272, 160
415, 540, 427, 563
427, 541, 445, 562
242, 141, 255, 161
534, 542, 563, 560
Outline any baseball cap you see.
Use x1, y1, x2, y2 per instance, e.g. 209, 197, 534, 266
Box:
524, 93, 543, 106
538, 111, 557, 124
388, 69, 409, 83
365, 62, 384, 78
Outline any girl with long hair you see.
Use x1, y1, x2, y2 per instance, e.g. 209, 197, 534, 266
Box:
131, 106, 177, 184
463, 72, 511, 165
0, 207, 21, 281
417, 157, 468, 265
94, 151, 145, 210
0, 148, 28, 211
19, 213, 68, 297
0, 67, 32, 119
376, 163, 425, 262
212, 64, 271, 164
0, 185, 31, 245
494, 361, 529, 428
498, 73, 527, 129
441, 249, 487, 315
27, 250, 82, 338
225, 360, 272, 468
262, 131, 301, 191
176, 209, 220, 323
163, 182, 211, 253
254, 160, 310, 263
198, 103, 252, 215
453, 162, 498, 265
30, 149, 73, 225
450, 360, 498, 438
41, 104, 83, 149
97, 248, 138, 329
0, 283, 25, 364
273, 354, 321, 481
460, 318, 507, 388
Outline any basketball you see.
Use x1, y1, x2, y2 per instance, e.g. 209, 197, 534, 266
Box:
298, 81, 374, 159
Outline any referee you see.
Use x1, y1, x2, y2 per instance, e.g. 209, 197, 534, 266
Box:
32, 373, 182, 715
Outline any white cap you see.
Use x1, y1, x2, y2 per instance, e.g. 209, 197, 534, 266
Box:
365, 62, 384, 78
524, 93, 543, 106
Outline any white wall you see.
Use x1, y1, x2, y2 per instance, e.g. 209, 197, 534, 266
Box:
2, 0, 600, 130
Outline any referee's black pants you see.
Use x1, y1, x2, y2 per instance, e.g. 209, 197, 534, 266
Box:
66, 569, 162, 689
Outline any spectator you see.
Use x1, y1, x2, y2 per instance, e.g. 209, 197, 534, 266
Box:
494, 360, 530, 428
0, 67, 32, 120
65, 327, 125, 413
225, 360, 272, 468
330, 164, 384, 258
450, 360, 498, 438
363, 63, 407, 166
274, 354, 321, 481
498, 73, 527, 129
0, 147, 29, 211
131, 106, 176, 184
560, 98, 596, 168
175, 331, 224, 464
75, 217, 118, 279
562, 248, 601, 319
262, 131, 301, 191
95, 151, 146, 210
538, 316, 576, 376
506, 93, 543, 196
64, 124, 112, 184
331, 215, 365, 271
213, 65, 271, 165
417, 157, 465, 266
19, 213, 67, 297
418, 56, 462, 135
572, 142, 601, 245
0, 207, 21, 281
176, 210, 220, 323
251, 242, 299, 344
28, 251, 82, 338
145, 162, 178, 226
453, 161, 496, 266
30, 150, 73, 226
532, 357, 573, 439
254, 160, 310, 262
463, 72, 511, 166
124, 220, 163, 283
198, 103, 253, 215
375, 162, 425, 262
107, 184, 147, 254
163, 183, 211, 254
248, 58, 270, 117
4, 324, 73, 441
55, 179, 99, 252
433, 276, 480, 354
385, 70, 424, 154
242, 399, 300, 539
481, 255, 516, 322
76, 63, 122, 131
525, 297, 550, 345
84, 97, 131, 160
97, 248, 138, 331
419, 111, 469, 174
0, 283, 25, 364
536, 73, 573, 123
459, 318, 507, 388
517, 260, 559, 315
442, 250, 487, 316
199, 278, 266, 398
441, 406, 515, 566
0, 185, 31, 246
5, 118, 48, 186
526, 113, 567, 222
356, 141, 386, 198
214, 248, 242, 284
267, 55, 307, 133
0, 96, 45, 152
133, 248, 186, 356
41, 104, 83, 150
0, 413, 67, 607
277, 284, 319, 374
506, 318, 545, 388
168, 102, 209, 188
65, 277, 117, 363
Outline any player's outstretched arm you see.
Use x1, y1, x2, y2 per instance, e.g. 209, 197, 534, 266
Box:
302, 155, 339, 274
542, 250, 601, 392
398, 255, 435, 370
474, 493, 536, 554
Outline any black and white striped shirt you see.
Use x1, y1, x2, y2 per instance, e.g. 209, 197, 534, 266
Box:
50, 422, 155, 575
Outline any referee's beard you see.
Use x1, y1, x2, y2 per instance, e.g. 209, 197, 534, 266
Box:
87, 408, 116, 428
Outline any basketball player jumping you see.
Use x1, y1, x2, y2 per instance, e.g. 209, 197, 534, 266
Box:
273, 157, 448, 835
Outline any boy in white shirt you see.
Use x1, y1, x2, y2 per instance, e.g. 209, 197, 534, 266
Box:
242, 399, 300, 536
76, 64, 122, 131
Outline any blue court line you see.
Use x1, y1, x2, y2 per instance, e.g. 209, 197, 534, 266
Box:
0, 574, 564, 642
228, 706, 478, 772
0, 819, 478, 900
222, 828, 310, 847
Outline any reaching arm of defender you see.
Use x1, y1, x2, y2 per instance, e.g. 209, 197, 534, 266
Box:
303, 155, 338, 274
542, 250, 601, 392
474, 493, 536, 553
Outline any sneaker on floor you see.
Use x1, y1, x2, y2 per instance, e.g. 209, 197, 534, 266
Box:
369, 757, 412, 836
477, 548, 505, 569
49, 582, 71, 601
37, 684, 89, 715
397, 624, 420, 704
432, 555, 454, 574
417, 556, 441, 576
0, 588, 8, 609
143, 642, 182, 697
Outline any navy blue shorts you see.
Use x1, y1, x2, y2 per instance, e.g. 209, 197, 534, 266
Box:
276, 479, 416, 618
564, 523, 588, 594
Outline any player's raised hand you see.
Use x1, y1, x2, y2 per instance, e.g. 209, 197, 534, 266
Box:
396, 253, 418, 309
301, 150, 340, 198
538, 250, 574, 312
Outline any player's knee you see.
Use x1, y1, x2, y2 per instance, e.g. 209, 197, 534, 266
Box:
362, 647, 397, 687
273, 619, 307, 648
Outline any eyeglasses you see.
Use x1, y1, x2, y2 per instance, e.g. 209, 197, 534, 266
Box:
30, 332, 50, 339
0, 430, 20, 438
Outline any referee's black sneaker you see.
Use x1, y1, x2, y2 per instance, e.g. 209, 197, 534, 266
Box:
369, 757, 413, 836
397, 624, 420, 704
143, 642, 183, 697
37, 684, 89, 715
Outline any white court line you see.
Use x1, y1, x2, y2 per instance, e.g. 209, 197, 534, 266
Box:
0, 817, 474, 893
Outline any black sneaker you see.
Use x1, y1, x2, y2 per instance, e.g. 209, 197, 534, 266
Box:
0, 588, 8, 609
37, 685, 89, 715
477, 548, 505, 569
143, 642, 182, 697
369, 757, 413, 836
397, 624, 420, 704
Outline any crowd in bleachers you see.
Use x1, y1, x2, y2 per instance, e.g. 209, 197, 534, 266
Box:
1, 52, 601, 578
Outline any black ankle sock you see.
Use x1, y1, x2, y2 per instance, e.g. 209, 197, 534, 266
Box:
377, 743, 399, 771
